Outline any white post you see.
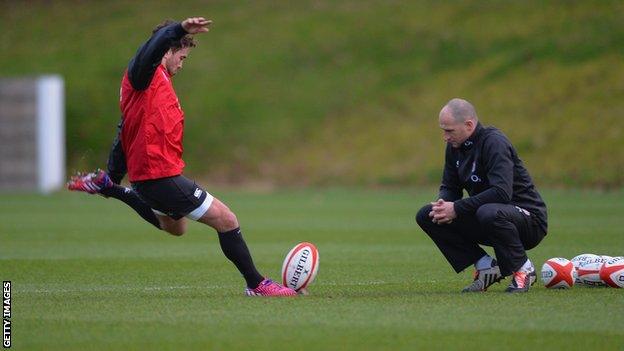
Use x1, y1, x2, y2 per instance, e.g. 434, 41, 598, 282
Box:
36, 75, 65, 194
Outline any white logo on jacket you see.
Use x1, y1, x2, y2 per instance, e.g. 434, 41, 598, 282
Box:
514, 206, 531, 217
470, 161, 482, 182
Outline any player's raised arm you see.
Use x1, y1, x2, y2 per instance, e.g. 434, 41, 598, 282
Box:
127, 17, 212, 90
181, 17, 212, 34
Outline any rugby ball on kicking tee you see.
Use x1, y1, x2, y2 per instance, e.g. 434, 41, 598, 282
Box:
541, 257, 575, 289
281, 242, 319, 292
599, 256, 624, 288
576, 255, 610, 286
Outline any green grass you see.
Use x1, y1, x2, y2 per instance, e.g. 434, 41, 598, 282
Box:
1, 188, 623, 350
1, 1, 623, 186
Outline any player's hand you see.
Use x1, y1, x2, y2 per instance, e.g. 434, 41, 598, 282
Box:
430, 199, 456, 225
181, 17, 212, 34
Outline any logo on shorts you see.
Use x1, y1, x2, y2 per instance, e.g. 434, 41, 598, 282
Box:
194, 188, 202, 199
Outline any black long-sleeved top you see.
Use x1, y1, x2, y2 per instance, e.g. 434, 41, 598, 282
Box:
127, 22, 187, 90
106, 23, 187, 182
118, 22, 188, 181
439, 123, 548, 232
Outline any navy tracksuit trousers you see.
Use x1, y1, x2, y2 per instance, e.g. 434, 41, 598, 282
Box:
416, 203, 546, 276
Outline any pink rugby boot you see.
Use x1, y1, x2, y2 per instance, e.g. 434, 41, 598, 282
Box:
67, 169, 113, 194
245, 278, 297, 297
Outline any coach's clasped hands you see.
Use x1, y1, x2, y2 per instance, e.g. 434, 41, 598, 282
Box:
429, 199, 457, 225
182, 17, 212, 34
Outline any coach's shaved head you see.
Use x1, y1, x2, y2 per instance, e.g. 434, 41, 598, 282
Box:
440, 98, 478, 123
438, 98, 479, 148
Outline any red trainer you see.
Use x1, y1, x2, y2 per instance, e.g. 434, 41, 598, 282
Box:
505, 271, 532, 293
245, 278, 297, 297
505, 261, 537, 293
67, 169, 113, 194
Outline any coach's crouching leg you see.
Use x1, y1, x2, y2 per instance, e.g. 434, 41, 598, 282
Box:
415, 204, 435, 230
415, 204, 486, 274
475, 203, 527, 276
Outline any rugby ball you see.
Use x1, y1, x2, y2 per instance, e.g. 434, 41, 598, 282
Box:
281, 242, 319, 292
576, 255, 610, 286
570, 253, 601, 285
571, 253, 600, 268
599, 257, 624, 288
541, 257, 575, 289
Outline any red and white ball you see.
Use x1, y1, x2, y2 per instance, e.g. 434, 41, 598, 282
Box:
571, 253, 600, 284
281, 242, 319, 292
575, 255, 610, 286
599, 256, 624, 288
541, 257, 576, 289
571, 253, 600, 269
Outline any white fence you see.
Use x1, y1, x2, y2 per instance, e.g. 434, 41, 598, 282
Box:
0, 76, 65, 193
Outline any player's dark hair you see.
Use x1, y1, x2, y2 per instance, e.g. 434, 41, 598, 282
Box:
153, 19, 196, 52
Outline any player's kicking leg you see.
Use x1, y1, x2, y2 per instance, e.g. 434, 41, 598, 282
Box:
195, 198, 296, 297
130, 175, 295, 297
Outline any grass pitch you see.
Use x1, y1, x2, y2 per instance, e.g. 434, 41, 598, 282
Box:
1, 188, 623, 350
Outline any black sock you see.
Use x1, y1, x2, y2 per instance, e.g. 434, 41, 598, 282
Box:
218, 228, 264, 288
100, 184, 161, 229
